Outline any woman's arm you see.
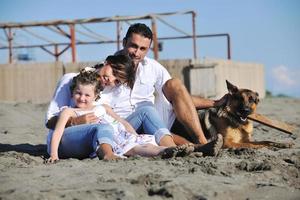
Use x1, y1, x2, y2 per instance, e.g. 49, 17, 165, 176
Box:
47, 108, 76, 163
103, 104, 137, 135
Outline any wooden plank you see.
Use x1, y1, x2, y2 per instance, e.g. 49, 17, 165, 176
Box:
248, 113, 296, 134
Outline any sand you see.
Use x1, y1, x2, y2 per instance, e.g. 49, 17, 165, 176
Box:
0, 97, 299, 200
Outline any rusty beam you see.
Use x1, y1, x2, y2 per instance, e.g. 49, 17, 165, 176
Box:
40, 46, 55, 56
54, 44, 58, 61
227, 34, 231, 59
158, 34, 232, 60
3, 28, 13, 63
70, 24, 76, 63
192, 11, 197, 59
116, 21, 121, 50
0, 11, 195, 29
0, 33, 232, 60
151, 18, 159, 60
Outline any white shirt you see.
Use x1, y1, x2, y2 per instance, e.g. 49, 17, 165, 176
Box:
46, 56, 176, 129
97, 56, 175, 128
45, 72, 77, 125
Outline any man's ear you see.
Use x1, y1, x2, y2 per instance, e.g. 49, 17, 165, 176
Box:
226, 80, 238, 94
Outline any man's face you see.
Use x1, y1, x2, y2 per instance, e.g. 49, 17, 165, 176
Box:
98, 64, 118, 87
123, 33, 151, 67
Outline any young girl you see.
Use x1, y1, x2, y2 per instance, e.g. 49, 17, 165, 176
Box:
46, 70, 193, 163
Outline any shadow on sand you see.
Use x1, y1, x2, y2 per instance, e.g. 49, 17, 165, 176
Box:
0, 143, 48, 157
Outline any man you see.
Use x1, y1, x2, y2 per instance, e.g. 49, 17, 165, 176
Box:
46, 24, 224, 159
100, 23, 226, 145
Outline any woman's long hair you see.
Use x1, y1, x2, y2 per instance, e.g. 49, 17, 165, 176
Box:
105, 54, 136, 89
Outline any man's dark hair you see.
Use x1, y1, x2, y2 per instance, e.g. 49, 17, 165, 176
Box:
124, 23, 153, 41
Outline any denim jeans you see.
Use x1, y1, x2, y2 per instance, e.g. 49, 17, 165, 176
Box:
47, 123, 114, 159
125, 105, 171, 143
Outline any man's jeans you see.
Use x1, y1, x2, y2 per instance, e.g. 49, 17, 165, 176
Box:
126, 105, 172, 144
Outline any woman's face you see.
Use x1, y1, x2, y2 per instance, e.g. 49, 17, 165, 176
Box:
72, 83, 96, 109
99, 64, 118, 87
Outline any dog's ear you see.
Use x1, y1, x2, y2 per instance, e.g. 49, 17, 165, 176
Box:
255, 92, 260, 104
226, 80, 238, 94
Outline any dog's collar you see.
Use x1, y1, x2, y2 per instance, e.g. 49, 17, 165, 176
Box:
215, 105, 247, 127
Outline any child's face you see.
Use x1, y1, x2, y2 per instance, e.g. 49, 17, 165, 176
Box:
73, 84, 96, 108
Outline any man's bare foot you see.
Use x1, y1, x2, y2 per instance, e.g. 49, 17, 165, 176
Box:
193, 134, 223, 156
161, 144, 195, 159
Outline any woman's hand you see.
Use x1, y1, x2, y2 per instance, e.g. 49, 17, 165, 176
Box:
124, 123, 138, 136
69, 113, 98, 126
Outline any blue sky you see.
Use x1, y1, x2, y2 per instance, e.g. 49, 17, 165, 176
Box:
0, 0, 299, 97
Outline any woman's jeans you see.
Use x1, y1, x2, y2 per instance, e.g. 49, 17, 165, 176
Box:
55, 123, 114, 159
126, 105, 172, 144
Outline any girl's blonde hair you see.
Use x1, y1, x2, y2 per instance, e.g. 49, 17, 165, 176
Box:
70, 69, 102, 101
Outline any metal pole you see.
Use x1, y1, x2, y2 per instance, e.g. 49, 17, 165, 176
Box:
116, 21, 121, 51
8, 28, 13, 63
70, 24, 76, 63
227, 34, 231, 60
151, 18, 159, 60
54, 44, 59, 61
192, 11, 197, 59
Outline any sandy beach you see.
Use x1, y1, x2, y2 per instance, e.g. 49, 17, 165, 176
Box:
0, 97, 299, 200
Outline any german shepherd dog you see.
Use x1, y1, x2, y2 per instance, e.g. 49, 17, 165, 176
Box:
197, 80, 292, 149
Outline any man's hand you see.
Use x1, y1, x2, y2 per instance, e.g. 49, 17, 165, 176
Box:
70, 113, 98, 126
214, 94, 229, 107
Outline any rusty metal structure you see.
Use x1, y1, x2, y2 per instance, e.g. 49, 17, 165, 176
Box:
0, 10, 231, 63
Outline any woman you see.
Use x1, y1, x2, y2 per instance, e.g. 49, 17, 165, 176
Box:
97, 55, 223, 157
46, 69, 193, 163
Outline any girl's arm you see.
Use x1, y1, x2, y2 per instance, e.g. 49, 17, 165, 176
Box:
103, 104, 137, 135
47, 108, 76, 163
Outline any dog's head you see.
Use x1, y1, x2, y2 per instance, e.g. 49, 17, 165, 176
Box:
225, 80, 259, 123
